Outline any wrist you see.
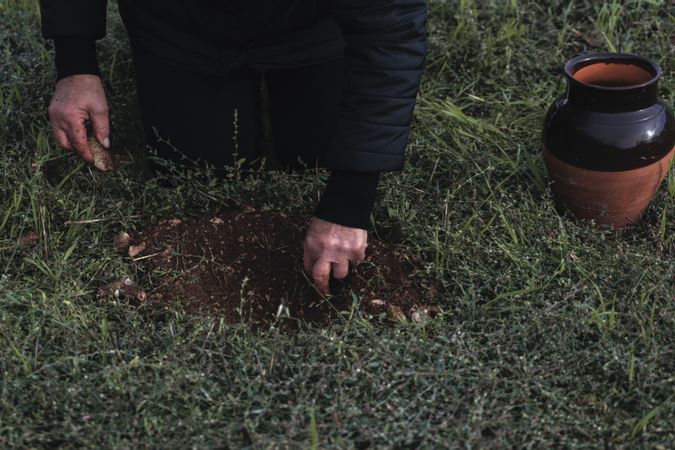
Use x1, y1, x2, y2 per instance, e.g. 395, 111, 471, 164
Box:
314, 170, 380, 230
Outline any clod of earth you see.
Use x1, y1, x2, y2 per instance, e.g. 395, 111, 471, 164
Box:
124, 208, 437, 326
19, 230, 39, 248
98, 276, 147, 302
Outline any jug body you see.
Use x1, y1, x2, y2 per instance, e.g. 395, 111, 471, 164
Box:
542, 53, 675, 227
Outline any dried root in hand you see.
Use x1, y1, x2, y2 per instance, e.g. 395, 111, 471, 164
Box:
88, 137, 125, 172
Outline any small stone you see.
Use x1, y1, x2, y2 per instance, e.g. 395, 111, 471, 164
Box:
128, 241, 146, 258
210, 218, 224, 225
386, 305, 407, 323
168, 218, 182, 227
410, 309, 431, 323
410, 305, 440, 324
113, 231, 132, 253
366, 299, 387, 314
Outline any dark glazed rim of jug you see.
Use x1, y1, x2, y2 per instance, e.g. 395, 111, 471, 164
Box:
563, 52, 661, 112
545, 52, 675, 171
565, 52, 661, 91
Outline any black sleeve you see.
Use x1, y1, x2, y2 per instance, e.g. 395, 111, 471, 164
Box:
40, 0, 107, 39
40, 0, 108, 80
53, 37, 100, 80
314, 170, 381, 230
325, 0, 427, 173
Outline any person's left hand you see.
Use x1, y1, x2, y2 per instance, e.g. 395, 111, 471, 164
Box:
303, 217, 367, 296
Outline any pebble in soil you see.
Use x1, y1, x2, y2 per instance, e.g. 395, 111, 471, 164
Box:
111, 207, 438, 326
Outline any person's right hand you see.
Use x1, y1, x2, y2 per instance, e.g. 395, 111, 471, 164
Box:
48, 74, 110, 163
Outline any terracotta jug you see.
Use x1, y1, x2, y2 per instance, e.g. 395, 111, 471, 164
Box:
542, 52, 675, 227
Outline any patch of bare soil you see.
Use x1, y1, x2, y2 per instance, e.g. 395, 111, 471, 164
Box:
110, 208, 437, 326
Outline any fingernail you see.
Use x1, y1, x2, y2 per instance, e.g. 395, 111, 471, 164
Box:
103, 137, 110, 148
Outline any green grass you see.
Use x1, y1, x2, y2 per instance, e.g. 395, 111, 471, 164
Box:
1, 0, 674, 448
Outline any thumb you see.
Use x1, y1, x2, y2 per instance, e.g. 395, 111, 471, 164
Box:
90, 107, 110, 149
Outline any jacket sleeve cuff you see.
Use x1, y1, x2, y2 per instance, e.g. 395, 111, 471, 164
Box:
314, 170, 380, 230
54, 37, 100, 81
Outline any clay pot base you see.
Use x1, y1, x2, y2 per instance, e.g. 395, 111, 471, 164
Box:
544, 147, 674, 227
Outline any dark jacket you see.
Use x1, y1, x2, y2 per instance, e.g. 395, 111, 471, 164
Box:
40, 0, 427, 174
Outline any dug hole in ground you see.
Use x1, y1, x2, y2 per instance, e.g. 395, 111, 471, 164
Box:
100, 206, 440, 327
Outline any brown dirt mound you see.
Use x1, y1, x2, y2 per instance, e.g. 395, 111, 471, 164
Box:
121, 208, 437, 326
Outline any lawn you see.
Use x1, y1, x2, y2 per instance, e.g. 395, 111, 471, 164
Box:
1, 0, 673, 448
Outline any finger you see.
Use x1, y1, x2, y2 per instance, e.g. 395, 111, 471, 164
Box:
303, 242, 315, 274
352, 247, 366, 265
51, 124, 71, 150
91, 106, 110, 148
312, 258, 331, 295
331, 261, 349, 280
65, 122, 93, 163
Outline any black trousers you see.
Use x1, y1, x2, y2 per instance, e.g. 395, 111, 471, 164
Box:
131, 49, 344, 172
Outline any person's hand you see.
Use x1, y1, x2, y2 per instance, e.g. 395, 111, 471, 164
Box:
303, 217, 368, 296
48, 74, 109, 163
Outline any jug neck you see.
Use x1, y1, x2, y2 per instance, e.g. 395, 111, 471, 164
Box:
565, 53, 660, 113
